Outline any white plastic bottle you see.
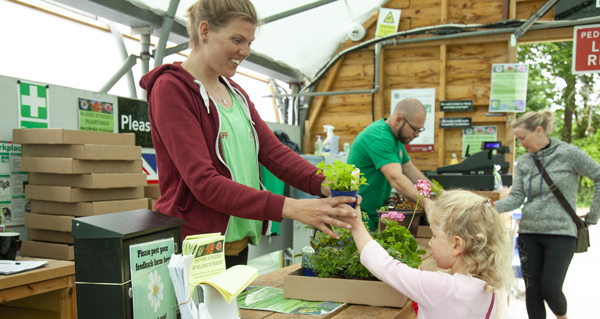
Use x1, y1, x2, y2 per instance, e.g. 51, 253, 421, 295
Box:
314, 135, 323, 155
322, 125, 335, 156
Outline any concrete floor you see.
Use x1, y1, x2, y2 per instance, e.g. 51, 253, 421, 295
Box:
505, 210, 599, 319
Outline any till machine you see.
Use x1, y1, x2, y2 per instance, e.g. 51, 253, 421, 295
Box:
427, 141, 512, 191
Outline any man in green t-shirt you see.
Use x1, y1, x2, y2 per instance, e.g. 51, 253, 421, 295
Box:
348, 98, 434, 230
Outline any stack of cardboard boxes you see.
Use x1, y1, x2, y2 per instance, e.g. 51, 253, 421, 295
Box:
13, 128, 149, 260
145, 183, 160, 211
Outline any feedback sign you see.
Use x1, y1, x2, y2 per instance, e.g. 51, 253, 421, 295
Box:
573, 24, 600, 74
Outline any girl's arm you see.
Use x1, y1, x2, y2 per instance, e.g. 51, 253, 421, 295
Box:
339, 205, 453, 308
338, 204, 373, 253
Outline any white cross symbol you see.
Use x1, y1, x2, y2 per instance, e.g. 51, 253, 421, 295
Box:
21, 85, 46, 118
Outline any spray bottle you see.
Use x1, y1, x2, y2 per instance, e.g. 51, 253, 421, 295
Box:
314, 135, 323, 155
322, 125, 335, 156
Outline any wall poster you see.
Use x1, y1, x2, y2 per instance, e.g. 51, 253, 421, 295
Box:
489, 63, 528, 112
78, 98, 115, 132
462, 126, 498, 157
0, 141, 28, 227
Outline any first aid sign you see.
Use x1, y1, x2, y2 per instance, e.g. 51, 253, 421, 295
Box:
573, 24, 600, 74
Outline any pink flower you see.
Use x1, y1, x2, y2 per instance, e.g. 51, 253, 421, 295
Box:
414, 179, 431, 197
388, 211, 405, 222
380, 213, 389, 224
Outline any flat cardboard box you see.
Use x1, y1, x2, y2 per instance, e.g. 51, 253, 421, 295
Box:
417, 225, 432, 238
283, 268, 408, 308
149, 198, 157, 211
21, 240, 74, 260
28, 228, 73, 244
22, 144, 141, 160
21, 157, 142, 174
25, 213, 74, 232
26, 185, 144, 202
13, 128, 134, 146
30, 198, 149, 216
29, 173, 148, 189
144, 184, 160, 199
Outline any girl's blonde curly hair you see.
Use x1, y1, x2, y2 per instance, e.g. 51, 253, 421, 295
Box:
428, 190, 515, 292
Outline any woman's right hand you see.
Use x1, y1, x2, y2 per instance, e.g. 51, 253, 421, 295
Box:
282, 196, 357, 239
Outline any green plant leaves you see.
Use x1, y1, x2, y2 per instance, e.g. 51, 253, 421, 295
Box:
316, 160, 368, 191
310, 220, 426, 279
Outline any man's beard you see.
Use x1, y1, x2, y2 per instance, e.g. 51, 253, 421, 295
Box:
396, 122, 413, 144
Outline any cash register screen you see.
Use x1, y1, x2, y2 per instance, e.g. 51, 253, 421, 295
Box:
482, 141, 501, 149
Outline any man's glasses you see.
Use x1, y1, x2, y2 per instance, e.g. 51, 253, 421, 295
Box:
404, 118, 426, 135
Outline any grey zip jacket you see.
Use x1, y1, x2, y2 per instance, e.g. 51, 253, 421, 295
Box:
495, 137, 600, 237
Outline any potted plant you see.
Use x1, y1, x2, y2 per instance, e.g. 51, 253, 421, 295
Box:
310, 212, 426, 279
316, 160, 367, 207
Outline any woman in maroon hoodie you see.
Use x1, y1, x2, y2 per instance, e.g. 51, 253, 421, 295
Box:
140, 0, 357, 268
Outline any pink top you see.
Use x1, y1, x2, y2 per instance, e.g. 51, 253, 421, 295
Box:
361, 240, 497, 319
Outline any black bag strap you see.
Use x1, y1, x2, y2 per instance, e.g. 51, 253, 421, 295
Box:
534, 159, 585, 230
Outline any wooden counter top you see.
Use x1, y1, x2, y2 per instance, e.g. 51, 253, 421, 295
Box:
472, 187, 511, 201
0, 257, 74, 291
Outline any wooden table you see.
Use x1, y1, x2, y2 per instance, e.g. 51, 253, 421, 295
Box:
241, 235, 509, 319
0, 257, 76, 319
240, 238, 433, 319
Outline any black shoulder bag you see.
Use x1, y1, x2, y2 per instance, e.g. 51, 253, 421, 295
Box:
535, 160, 590, 253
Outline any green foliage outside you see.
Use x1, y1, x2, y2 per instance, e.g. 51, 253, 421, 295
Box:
518, 42, 599, 207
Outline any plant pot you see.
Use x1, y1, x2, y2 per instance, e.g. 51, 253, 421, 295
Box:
303, 268, 316, 277
377, 209, 422, 237
330, 189, 358, 208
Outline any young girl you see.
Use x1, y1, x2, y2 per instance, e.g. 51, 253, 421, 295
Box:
340, 190, 514, 318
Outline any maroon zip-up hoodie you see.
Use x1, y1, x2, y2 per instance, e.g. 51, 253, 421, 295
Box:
140, 62, 324, 240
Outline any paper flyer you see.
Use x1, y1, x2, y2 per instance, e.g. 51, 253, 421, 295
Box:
129, 237, 176, 319
238, 286, 345, 315
489, 63, 528, 112
462, 126, 498, 157
186, 236, 225, 293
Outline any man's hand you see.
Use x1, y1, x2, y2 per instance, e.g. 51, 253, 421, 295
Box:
282, 196, 357, 239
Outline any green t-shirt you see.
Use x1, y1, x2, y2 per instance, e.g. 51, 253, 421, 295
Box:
217, 91, 263, 246
347, 119, 410, 230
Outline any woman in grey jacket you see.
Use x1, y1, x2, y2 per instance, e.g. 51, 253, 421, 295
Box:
495, 110, 599, 319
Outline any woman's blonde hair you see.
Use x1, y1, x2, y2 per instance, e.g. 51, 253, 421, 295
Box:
428, 190, 515, 292
186, 0, 258, 49
512, 109, 555, 134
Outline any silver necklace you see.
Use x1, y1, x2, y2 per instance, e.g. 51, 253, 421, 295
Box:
187, 62, 227, 105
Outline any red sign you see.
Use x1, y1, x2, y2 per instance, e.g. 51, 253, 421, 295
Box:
573, 24, 600, 74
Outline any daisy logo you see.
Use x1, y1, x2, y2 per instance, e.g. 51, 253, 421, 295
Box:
147, 270, 164, 313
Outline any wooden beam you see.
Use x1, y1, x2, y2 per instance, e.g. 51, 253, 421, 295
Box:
441, 0, 448, 24
438, 45, 447, 168
518, 26, 573, 44
510, 0, 517, 20
302, 56, 346, 153
373, 49, 386, 121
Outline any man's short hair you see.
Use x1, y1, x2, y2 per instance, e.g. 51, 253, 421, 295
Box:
392, 98, 425, 119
